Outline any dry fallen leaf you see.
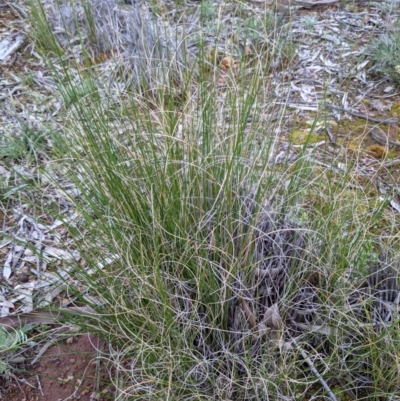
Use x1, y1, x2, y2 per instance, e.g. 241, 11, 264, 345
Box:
370, 99, 392, 112
244, 45, 253, 57
261, 303, 282, 330
66, 336, 75, 344
0, 165, 11, 179
366, 144, 388, 159
220, 56, 236, 72
217, 74, 227, 84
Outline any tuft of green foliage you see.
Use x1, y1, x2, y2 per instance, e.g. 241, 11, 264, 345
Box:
369, 29, 400, 87
23, 0, 400, 400
0, 327, 28, 376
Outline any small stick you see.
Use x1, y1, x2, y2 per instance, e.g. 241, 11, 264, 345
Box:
238, 296, 256, 328
291, 336, 338, 401
36, 375, 45, 397
325, 125, 336, 144
327, 104, 398, 124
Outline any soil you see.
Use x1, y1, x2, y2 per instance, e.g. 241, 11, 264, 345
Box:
1, 334, 113, 401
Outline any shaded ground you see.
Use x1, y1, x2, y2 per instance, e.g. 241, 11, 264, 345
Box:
1, 334, 112, 401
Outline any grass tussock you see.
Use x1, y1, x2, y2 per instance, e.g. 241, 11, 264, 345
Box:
22, 0, 400, 400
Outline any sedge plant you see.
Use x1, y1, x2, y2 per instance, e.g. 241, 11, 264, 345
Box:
24, 0, 400, 400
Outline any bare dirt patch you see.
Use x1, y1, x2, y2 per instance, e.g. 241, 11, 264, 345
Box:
1, 333, 113, 401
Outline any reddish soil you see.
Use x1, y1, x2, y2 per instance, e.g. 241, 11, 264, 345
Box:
1, 334, 113, 401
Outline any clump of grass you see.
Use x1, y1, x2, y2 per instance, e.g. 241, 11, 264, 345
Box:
301, 15, 318, 31
0, 326, 29, 379
28, 0, 64, 56
25, 1, 400, 400
369, 29, 400, 87
28, 0, 191, 96
50, 81, 283, 400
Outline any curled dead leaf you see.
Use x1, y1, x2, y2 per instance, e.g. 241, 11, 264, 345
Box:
66, 336, 75, 344
260, 303, 282, 331
244, 45, 253, 57
366, 144, 388, 159
220, 56, 236, 72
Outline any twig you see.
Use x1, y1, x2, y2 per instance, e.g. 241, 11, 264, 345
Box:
6, 2, 28, 19
327, 104, 398, 124
370, 129, 400, 149
291, 336, 338, 401
383, 158, 400, 168
238, 296, 256, 328
295, 0, 338, 8
36, 375, 45, 397
0, 85, 23, 101
31, 341, 55, 365
325, 125, 336, 143
370, 92, 400, 99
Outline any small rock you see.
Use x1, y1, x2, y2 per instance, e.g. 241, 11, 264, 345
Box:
17, 273, 29, 283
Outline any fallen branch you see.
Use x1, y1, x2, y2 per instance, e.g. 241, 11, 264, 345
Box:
0, 306, 97, 331
295, 0, 339, 8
